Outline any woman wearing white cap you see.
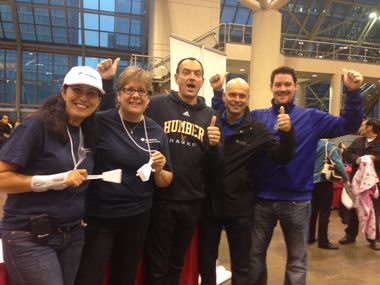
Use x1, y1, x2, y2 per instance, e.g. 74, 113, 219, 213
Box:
0, 65, 104, 285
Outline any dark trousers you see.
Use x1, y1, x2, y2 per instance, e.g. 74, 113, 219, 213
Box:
74, 211, 150, 285
145, 200, 201, 285
345, 196, 380, 240
309, 181, 333, 246
198, 214, 252, 285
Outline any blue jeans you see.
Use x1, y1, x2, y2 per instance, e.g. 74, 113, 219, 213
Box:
2, 226, 84, 285
251, 199, 311, 285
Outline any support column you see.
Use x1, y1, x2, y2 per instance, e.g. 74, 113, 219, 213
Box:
329, 74, 342, 116
148, 0, 220, 59
250, 10, 283, 109
239, 0, 289, 109
296, 82, 307, 107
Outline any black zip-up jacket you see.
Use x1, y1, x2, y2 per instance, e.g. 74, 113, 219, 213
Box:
203, 108, 296, 218
344, 135, 380, 180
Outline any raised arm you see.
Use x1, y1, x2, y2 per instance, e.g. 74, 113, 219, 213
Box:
97, 58, 121, 110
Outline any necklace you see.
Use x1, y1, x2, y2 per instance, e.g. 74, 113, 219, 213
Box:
119, 109, 152, 153
124, 120, 141, 134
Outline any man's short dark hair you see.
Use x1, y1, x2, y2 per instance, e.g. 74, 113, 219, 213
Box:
175, 57, 204, 76
366, 118, 380, 133
270, 66, 297, 85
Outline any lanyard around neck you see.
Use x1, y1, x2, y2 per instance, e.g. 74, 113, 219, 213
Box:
66, 125, 85, 169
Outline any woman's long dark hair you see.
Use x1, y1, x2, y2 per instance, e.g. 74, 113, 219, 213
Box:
37, 92, 98, 151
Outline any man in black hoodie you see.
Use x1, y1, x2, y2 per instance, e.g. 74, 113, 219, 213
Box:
198, 77, 295, 285
96, 57, 220, 285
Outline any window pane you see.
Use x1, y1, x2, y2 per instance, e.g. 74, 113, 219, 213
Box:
117, 0, 131, 14
84, 30, 99, 46
131, 18, 142, 34
67, 0, 80, 8
34, 8, 50, 25
54, 54, 68, 82
84, 57, 100, 69
0, 50, 4, 78
116, 17, 130, 33
21, 80, 37, 105
38, 82, 53, 104
51, 9, 66, 27
38, 53, 53, 81
0, 80, 4, 103
115, 34, 129, 48
68, 10, 81, 28
20, 23, 36, 40
100, 32, 114, 48
6, 51, 17, 79
32, 0, 48, 4
69, 28, 81, 45
100, 0, 115, 12
5, 80, 16, 104
3, 23, 16, 39
50, 0, 65, 6
84, 0, 99, 10
36, 25, 52, 42
22, 52, 37, 81
131, 0, 144, 15
84, 13, 98, 29
130, 35, 141, 49
53, 27, 67, 44
17, 6, 34, 24
100, 15, 114, 32
0, 4, 13, 21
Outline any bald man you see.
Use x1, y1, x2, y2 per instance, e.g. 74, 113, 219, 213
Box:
198, 78, 296, 285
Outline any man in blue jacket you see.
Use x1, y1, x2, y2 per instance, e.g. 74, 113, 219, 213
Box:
211, 66, 363, 285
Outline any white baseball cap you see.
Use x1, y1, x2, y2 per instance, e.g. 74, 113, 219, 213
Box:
63, 66, 105, 94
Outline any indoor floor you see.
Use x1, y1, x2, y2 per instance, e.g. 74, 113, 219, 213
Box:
217, 210, 380, 285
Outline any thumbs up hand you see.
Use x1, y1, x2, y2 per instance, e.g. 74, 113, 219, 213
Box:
97, 58, 121, 80
277, 106, 291, 132
207, 115, 221, 146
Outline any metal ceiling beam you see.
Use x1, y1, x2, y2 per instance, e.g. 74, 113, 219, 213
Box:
308, 0, 332, 40
333, 0, 376, 9
357, 17, 377, 45
287, 10, 310, 37
316, 11, 367, 35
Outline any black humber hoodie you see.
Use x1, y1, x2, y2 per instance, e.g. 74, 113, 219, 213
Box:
146, 91, 217, 201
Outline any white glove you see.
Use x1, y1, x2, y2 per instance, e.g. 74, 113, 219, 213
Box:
31, 171, 70, 192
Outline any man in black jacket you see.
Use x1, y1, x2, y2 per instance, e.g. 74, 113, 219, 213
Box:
198, 77, 295, 285
340, 118, 380, 250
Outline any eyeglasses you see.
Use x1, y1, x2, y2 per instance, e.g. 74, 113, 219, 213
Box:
120, 87, 150, 97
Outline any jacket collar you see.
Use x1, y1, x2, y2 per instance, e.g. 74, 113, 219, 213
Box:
270, 97, 296, 114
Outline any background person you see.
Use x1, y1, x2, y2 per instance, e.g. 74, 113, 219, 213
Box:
75, 64, 173, 285
0, 66, 104, 285
308, 139, 349, 250
339, 118, 380, 250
